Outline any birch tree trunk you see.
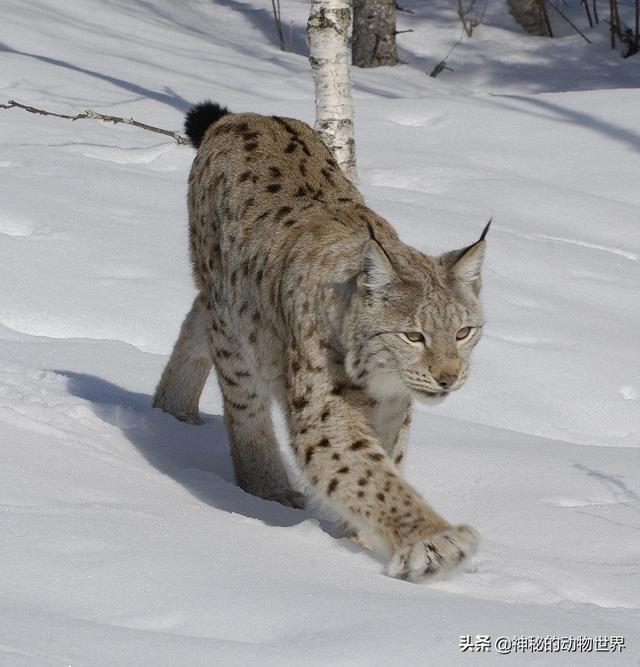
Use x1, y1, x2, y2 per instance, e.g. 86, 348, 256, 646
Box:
308, 0, 357, 183
352, 0, 398, 67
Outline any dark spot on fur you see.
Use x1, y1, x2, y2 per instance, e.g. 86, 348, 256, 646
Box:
219, 370, 238, 387
317, 437, 330, 447
266, 183, 281, 193
256, 270, 263, 283
244, 142, 258, 152
394, 453, 404, 465
327, 479, 338, 495
272, 116, 297, 135
285, 142, 297, 153
305, 447, 315, 464
350, 440, 367, 451
294, 185, 306, 197
368, 452, 384, 462
269, 166, 281, 178
377, 492, 385, 502
292, 396, 309, 410
321, 410, 330, 421
284, 218, 297, 227
275, 205, 292, 220
239, 197, 255, 218
337, 466, 349, 474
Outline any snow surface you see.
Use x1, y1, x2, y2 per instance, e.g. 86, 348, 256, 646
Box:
1, 0, 639, 664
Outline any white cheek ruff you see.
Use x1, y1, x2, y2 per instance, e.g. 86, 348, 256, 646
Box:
411, 391, 448, 406
367, 371, 408, 400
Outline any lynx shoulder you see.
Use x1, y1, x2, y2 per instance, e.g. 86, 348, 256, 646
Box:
154, 101, 489, 582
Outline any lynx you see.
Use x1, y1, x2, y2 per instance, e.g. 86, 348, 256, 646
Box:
153, 102, 490, 582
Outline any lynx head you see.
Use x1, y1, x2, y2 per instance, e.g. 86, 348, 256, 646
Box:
344, 221, 490, 402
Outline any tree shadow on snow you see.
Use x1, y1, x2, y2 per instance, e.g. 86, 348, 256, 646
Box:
210, 0, 308, 56
0, 42, 192, 113
490, 94, 640, 152
56, 370, 333, 532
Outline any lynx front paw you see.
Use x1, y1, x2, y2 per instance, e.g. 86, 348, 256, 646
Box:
388, 524, 479, 582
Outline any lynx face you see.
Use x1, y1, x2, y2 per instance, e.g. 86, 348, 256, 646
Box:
344, 231, 486, 402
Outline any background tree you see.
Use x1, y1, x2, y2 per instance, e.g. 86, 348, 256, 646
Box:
507, 0, 551, 36
308, 0, 357, 181
352, 0, 398, 67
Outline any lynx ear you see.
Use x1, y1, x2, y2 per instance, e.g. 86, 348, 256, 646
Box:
360, 239, 396, 291
451, 241, 485, 285
442, 219, 490, 289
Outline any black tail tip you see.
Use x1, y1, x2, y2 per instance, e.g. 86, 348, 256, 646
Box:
184, 101, 230, 148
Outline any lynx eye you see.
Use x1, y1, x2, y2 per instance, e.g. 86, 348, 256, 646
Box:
456, 326, 472, 341
404, 332, 425, 343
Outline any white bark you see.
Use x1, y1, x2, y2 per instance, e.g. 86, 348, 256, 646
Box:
308, 0, 357, 183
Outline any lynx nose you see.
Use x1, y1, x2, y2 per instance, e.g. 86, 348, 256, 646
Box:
437, 373, 458, 389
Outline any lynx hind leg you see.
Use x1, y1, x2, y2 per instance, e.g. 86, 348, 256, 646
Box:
225, 397, 306, 509
153, 294, 213, 424
211, 332, 305, 509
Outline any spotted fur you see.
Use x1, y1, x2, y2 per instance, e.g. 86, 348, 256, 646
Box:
153, 104, 488, 581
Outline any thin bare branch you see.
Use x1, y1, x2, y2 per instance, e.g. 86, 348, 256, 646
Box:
0, 99, 189, 144
271, 0, 287, 50
545, 0, 592, 42
395, 2, 415, 13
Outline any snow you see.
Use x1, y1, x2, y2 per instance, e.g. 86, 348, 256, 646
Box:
1, 0, 639, 664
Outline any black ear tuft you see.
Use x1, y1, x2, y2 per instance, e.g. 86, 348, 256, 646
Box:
479, 217, 492, 242
184, 101, 230, 149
